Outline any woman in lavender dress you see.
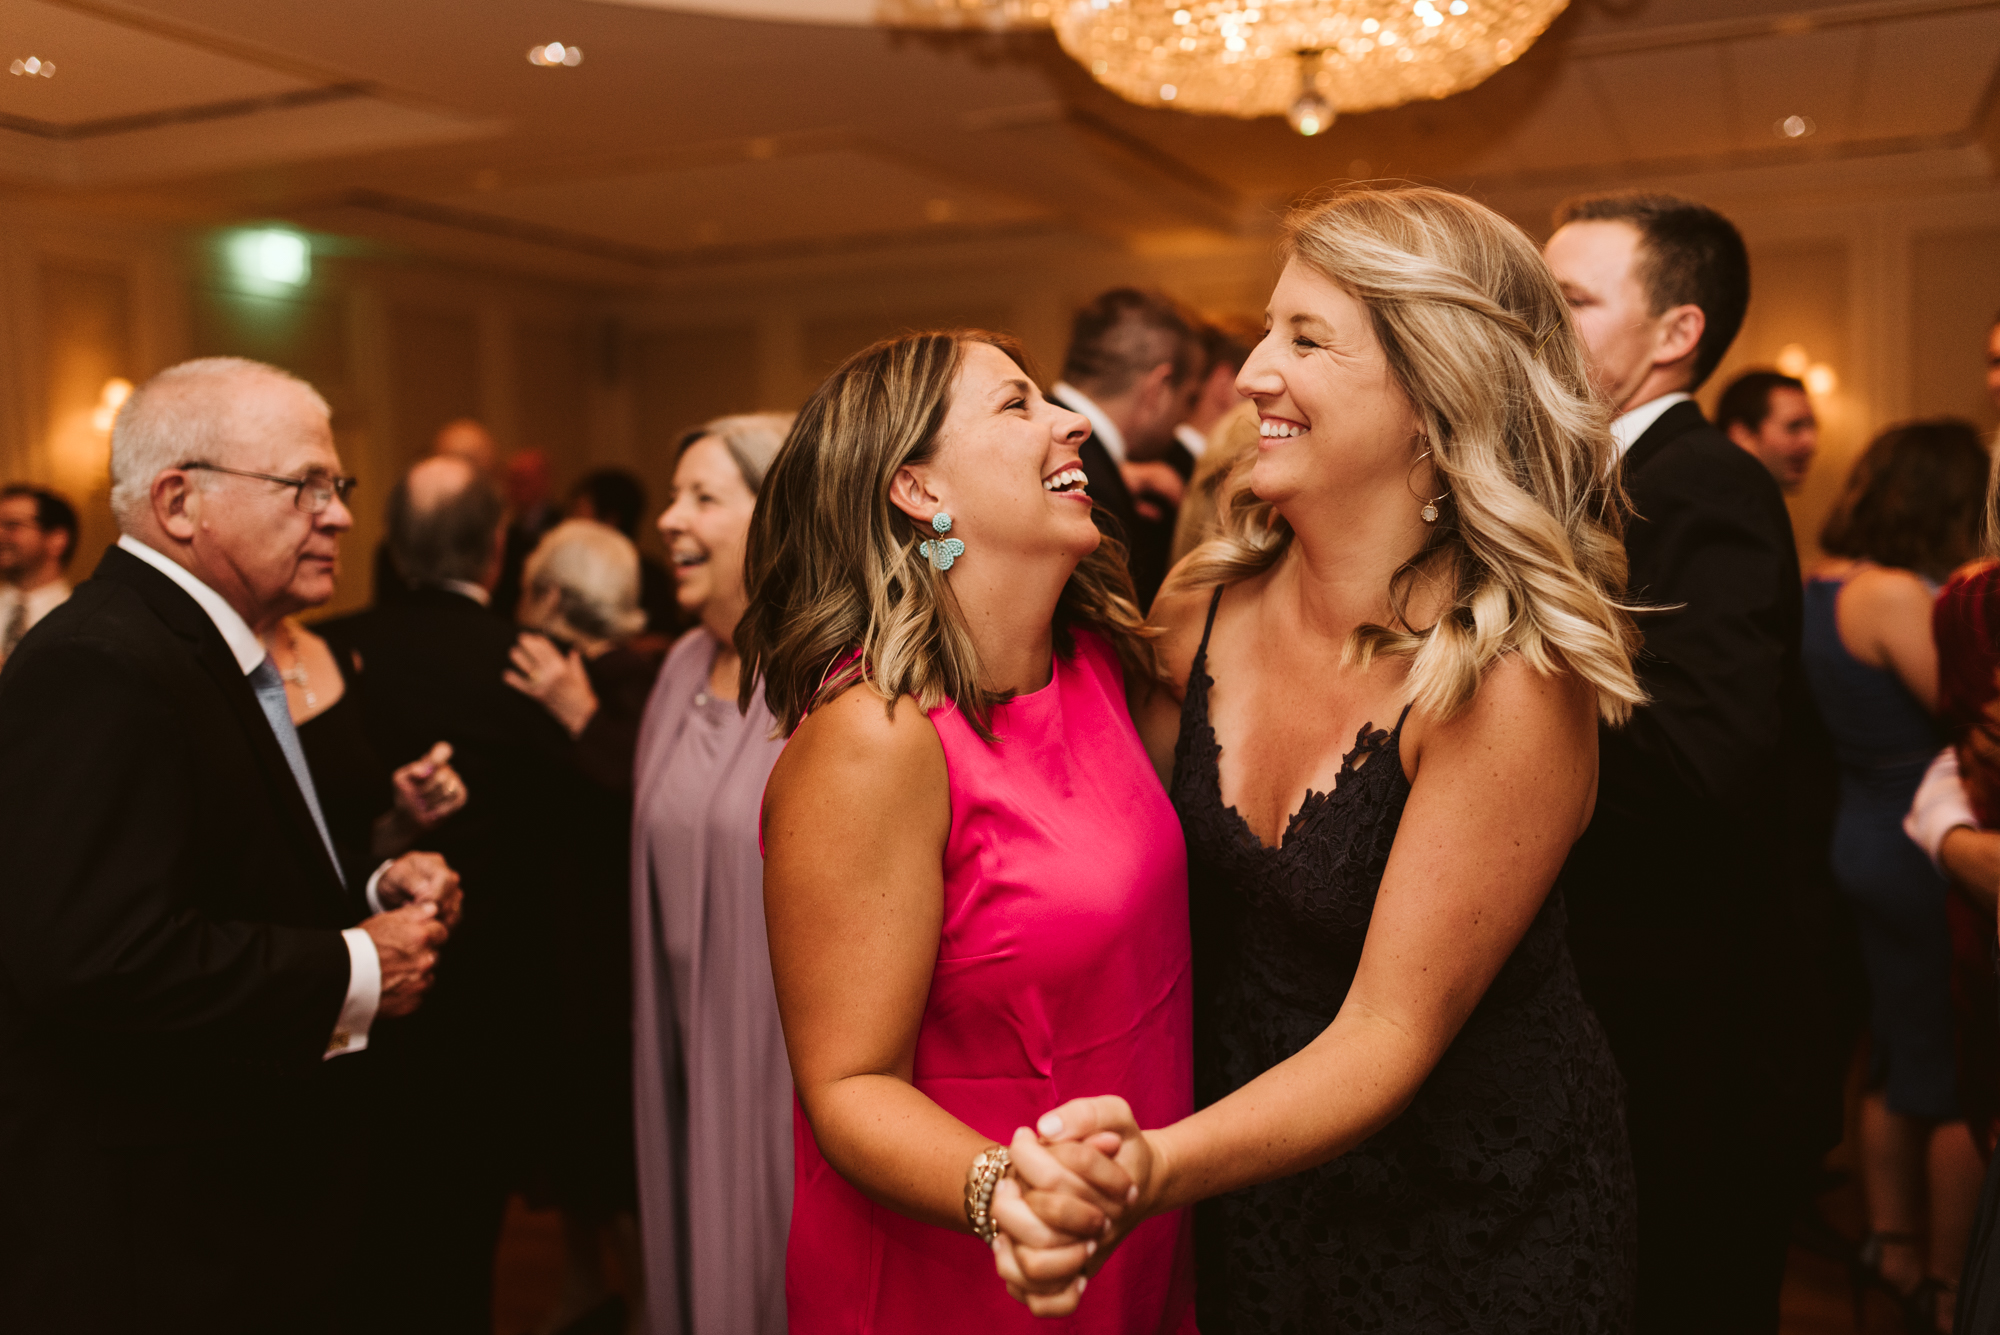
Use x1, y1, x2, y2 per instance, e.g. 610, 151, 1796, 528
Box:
629, 413, 794, 1335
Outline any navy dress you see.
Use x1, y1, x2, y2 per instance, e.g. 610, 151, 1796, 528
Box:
1800, 576, 1955, 1119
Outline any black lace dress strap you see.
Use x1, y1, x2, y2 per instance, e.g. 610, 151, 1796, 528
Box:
1172, 583, 1636, 1334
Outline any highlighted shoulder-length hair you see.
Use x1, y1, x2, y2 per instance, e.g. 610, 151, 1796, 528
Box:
738, 330, 1158, 738
1168, 185, 1644, 724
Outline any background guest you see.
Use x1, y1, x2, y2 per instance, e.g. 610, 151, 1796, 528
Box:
1718, 369, 1820, 494
495, 448, 561, 622
1803, 419, 1990, 1329
629, 412, 792, 1335
504, 518, 666, 1335
1051, 288, 1202, 609
567, 467, 680, 637
372, 417, 501, 605
1545, 191, 1804, 1333
0, 483, 78, 667
1169, 322, 1252, 475
322, 454, 571, 1335
0, 356, 455, 1332
261, 609, 469, 862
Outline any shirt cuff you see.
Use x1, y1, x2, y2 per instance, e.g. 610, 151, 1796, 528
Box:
1905, 746, 1978, 872
364, 859, 393, 915
328, 927, 382, 1060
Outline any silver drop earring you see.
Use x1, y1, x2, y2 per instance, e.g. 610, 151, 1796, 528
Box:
1408, 447, 1448, 524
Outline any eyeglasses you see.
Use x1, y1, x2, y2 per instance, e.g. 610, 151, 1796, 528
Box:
180, 462, 358, 515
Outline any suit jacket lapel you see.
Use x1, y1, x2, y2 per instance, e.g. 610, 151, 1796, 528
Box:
1619, 399, 1706, 481
92, 548, 350, 907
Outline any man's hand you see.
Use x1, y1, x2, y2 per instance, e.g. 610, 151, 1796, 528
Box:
392, 742, 467, 829
374, 851, 463, 930
1119, 461, 1186, 523
362, 901, 447, 1019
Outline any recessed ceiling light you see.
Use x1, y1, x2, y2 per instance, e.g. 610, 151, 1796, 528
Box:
527, 42, 582, 67
9, 56, 55, 78
1776, 114, 1815, 139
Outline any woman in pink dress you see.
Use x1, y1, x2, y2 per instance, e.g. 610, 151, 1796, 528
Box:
738, 330, 1198, 1331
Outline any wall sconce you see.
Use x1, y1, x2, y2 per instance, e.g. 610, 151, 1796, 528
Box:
1776, 343, 1837, 397
91, 378, 132, 434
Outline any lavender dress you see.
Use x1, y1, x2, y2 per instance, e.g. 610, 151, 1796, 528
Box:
631, 630, 791, 1335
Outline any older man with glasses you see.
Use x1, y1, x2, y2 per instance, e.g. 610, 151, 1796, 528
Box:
0, 356, 464, 1334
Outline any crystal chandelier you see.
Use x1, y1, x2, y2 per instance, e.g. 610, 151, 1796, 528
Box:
1053, 0, 1569, 131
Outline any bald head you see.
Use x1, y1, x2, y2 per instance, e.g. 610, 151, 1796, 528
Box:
387, 454, 504, 589
110, 357, 331, 530
433, 419, 497, 473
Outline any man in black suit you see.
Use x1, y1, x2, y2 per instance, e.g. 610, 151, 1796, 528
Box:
322, 453, 570, 1335
0, 356, 459, 1334
1050, 288, 1202, 609
1546, 195, 1801, 1332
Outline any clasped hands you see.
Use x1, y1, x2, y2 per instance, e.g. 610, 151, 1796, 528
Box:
360, 851, 462, 1018
988, 1096, 1159, 1317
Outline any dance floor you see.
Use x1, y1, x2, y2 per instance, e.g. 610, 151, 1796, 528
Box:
489, 1176, 1912, 1335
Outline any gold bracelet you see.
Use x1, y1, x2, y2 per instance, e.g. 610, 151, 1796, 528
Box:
963, 1144, 1012, 1242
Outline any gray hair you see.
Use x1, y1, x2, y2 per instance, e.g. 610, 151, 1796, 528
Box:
108, 357, 329, 530
680, 412, 794, 493
386, 459, 504, 587
522, 519, 645, 643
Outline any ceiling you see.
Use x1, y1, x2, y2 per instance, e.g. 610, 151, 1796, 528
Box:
3, 0, 1998, 284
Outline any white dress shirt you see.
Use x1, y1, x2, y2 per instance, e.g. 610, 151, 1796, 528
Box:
0, 577, 71, 660
1609, 391, 1694, 460
117, 536, 381, 1058
1174, 422, 1208, 461
1052, 382, 1127, 464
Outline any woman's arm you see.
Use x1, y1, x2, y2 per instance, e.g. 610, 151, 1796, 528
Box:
765, 683, 1131, 1233
998, 656, 1598, 1304
1839, 569, 1940, 712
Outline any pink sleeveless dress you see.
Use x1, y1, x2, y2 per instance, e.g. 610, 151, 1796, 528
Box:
784, 629, 1198, 1333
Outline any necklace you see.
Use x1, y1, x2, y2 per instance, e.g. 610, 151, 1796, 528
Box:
275, 623, 317, 710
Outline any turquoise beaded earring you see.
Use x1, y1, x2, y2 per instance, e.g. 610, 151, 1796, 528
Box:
919, 512, 965, 571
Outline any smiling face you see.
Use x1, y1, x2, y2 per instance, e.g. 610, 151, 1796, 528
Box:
183, 375, 350, 624
1235, 260, 1425, 520
1744, 385, 1819, 492
891, 341, 1098, 573
657, 435, 758, 634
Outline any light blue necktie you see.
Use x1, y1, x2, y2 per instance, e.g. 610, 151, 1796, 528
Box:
249, 655, 345, 887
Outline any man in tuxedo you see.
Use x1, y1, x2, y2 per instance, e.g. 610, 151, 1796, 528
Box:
322, 453, 570, 1335
1050, 288, 1202, 609
0, 356, 460, 1334
1546, 195, 1802, 1332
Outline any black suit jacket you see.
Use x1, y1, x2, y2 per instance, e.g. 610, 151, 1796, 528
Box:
0, 544, 364, 1331
319, 590, 568, 1121
1559, 400, 1801, 1097
1075, 432, 1174, 611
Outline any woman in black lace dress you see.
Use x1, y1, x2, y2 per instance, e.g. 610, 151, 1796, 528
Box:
990, 186, 1643, 1331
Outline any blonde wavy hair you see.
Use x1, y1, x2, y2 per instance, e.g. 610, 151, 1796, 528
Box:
1169, 185, 1643, 724
739, 331, 1158, 738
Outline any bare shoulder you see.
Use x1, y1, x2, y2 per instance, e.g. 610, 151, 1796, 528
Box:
1845, 564, 1933, 608
1407, 654, 1596, 775
767, 680, 947, 805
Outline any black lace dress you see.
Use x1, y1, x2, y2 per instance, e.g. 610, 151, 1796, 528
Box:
1174, 587, 1636, 1333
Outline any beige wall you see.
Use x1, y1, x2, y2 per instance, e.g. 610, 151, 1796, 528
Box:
7, 171, 2000, 620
